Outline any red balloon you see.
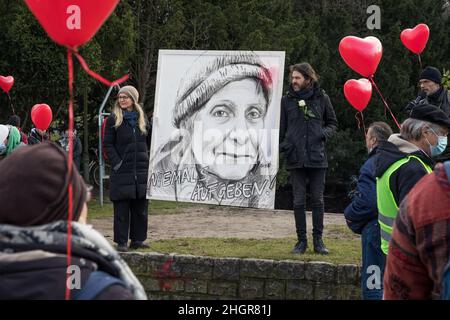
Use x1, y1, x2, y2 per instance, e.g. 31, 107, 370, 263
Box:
0, 76, 14, 94
400, 24, 430, 54
31, 104, 53, 131
339, 36, 383, 78
24, 0, 119, 48
344, 79, 373, 112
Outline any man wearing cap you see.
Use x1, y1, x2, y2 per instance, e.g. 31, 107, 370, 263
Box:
405, 66, 450, 161
375, 104, 450, 256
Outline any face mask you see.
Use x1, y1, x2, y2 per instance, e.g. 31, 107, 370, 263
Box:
0, 143, 6, 155
426, 128, 448, 156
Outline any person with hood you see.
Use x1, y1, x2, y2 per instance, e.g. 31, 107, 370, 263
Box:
375, 104, 450, 256
344, 122, 393, 300
0, 142, 147, 300
0, 124, 25, 159
405, 66, 450, 162
104, 85, 151, 252
279, 62, 338, 255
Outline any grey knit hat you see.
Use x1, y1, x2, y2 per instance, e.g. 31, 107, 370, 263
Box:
173, 52, 273, 128
118, 85, 139, 104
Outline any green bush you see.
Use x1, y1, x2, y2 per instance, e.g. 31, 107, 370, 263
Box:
443, 68, 450, 89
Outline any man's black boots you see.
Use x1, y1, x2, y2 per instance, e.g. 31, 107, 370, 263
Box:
313, 236, 329, 255
292, 207, 307, 254
312, 206, 328, 254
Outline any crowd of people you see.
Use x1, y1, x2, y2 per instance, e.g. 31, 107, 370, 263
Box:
1, 63, 449, 300
342, 66, 450, 300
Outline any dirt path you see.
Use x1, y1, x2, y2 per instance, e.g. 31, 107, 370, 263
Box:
91, 206, 347, 242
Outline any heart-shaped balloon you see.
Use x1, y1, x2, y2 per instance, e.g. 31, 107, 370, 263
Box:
31, 104, 53, 131
0, 76, 14, 94
339, 36, 383, 78
344, 79, 372, 112
400, 24, 430, 54
24, 0, 119, 48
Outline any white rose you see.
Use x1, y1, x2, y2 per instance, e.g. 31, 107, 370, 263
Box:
298, 100, 306, 107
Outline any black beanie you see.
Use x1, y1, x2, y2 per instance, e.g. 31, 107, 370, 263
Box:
410, 103, 450, 129
419, 66, 442, 84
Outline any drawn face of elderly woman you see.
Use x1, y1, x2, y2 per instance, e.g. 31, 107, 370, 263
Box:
193, 79, 267, 180
172, 53, 272, 181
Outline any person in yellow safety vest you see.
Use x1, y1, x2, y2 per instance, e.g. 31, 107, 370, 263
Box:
374, 104, 450, 255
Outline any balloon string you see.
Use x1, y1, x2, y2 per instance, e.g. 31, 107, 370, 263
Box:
360, 111, 366, 136
418, 54, 423, 70
65, 48, 74, 301
7, 93, 16, 115
355, 112, 366, 139
61, 47, 128, 300
71, 49, 129, 86
369, 77, 401, 130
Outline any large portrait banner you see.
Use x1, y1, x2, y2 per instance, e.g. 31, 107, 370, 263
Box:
147, 50, 285, 209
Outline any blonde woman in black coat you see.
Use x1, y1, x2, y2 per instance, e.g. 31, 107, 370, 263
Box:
104, 85, 151, 252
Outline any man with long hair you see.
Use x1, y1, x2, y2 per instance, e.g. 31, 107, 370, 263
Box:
279, 63, 338, 255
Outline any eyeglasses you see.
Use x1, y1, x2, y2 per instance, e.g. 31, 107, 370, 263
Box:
427, 127, 448, 137
117, 95, 131, 101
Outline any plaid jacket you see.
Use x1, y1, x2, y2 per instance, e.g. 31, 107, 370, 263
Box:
384, 163, 450, 299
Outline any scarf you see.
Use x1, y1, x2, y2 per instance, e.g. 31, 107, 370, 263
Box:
288, 84, 315, 101
428, 87, 444, 106
123, 111, 138, 128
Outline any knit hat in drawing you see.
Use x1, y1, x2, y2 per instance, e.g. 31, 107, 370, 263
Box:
172, 52, 273, 128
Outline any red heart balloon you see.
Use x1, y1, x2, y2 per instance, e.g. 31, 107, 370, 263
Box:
400, 24, 430, 54
31, 104, 53, 131
0, 76, 14, 94
344, 79, 372, 112
339, 36, 383, 78
24, 0, 119, 48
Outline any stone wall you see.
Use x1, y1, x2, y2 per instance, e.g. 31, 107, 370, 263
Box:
120, 252, 361, 300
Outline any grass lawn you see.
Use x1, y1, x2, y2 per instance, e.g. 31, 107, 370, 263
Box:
88, 197, 361, 265
138, 225, 361, 265
88, 197, 199, 219
139, 236, 361, 265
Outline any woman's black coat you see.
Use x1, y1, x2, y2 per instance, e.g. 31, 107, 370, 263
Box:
104, 113, 151, 201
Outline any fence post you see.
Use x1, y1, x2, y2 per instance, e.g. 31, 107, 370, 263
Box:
98, 85, 116, 206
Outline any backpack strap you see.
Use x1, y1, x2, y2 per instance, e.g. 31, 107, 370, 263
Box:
73, 271, 126, 300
